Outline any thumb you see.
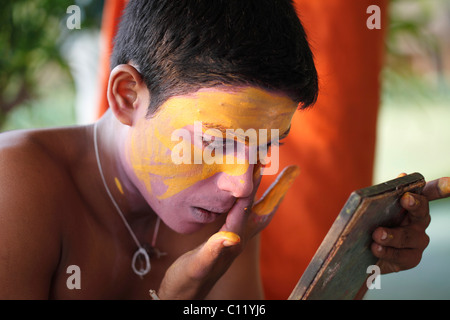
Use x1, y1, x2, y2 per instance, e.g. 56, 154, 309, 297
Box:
423, 177, 450, 201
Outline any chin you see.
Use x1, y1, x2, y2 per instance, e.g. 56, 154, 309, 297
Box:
174, 222, 205, 235
150, 205, 200, 234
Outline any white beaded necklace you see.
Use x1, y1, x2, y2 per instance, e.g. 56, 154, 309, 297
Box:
93, 122, 165, 278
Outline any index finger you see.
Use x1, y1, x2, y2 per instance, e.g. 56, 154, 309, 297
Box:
221, 196, 254, 235
400, 192, 431, 226
422, 177, 450, 201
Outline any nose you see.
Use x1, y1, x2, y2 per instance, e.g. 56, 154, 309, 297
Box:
216, 163, 255, 198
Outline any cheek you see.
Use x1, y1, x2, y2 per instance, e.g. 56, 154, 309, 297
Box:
127, 124, 250, 200
155, 144, 250, 199
126, 123, 204, 199
127, 124, 182, 197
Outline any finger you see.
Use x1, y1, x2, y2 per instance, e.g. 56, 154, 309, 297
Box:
221, 197, 253, 235
189, 231, 241, 280
400, 192, 431, 226
207, 231, 241, 248
252, 164, 263, 195
422, 177, 450, 201
371, 243, 423, 271
252, 165, 300, 216
372, 226, 430, 250
220, 165, 262, 234
253, 163, 262, 182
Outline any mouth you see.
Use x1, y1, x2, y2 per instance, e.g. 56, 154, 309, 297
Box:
191, 206, 228, 224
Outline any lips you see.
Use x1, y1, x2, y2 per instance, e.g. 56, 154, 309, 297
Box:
190, 207, 224, 224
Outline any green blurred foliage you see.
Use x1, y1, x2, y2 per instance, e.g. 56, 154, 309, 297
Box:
382, 0, 449, 107
385, 0, 445, 77
0, 0, 103, 126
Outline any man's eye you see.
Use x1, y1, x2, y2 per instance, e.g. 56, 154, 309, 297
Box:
202, 139, 212, 148
207, 139, 233, 149
223, 139, 236, 150
202, 136, 221, 148
203, 137, 236, 151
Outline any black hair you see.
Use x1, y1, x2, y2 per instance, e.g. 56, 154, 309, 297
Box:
111, 0, 318, 114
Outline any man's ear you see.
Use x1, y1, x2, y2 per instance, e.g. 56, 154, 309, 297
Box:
107, 64, 149, 126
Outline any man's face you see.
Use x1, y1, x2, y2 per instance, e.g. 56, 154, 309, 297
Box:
124, 86, 297, 234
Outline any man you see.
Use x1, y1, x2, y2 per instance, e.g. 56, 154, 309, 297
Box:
0, 0, 442, 299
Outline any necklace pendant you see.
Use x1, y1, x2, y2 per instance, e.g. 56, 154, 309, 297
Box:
152, 247, 168, 259
144, 243, 167, 259
132, 247, 151, 278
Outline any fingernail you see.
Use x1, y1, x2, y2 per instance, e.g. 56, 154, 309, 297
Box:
377, 244, 383, 252
438, 178, 450, 196
405, 193, 417, 207
381, 230, 387, 240
217, 231, 240, 247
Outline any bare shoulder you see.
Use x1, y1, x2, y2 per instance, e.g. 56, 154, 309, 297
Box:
0, 128, 76, 204
0, 127, 85, 298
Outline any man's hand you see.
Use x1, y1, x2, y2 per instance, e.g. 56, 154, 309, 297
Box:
371, 176, 450, 274
157, 165, 300, 299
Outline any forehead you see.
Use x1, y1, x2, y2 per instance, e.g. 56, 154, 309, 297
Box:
154, 86, 297, 132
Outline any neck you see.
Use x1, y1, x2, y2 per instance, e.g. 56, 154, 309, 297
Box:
93, 111, 154, 223
93, 113, 167, 277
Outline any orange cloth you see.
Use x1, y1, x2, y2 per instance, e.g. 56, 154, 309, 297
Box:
95, 0, 388, 300
97, 0, 128, 118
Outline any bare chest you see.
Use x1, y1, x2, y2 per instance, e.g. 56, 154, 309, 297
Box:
49, 236, 179, 299
48, 205, 186, 299
46, 179, 221, 299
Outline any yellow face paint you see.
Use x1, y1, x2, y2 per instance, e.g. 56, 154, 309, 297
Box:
252, 165, 300, 216
126, 87, 296, 200
114, 177, 124, 195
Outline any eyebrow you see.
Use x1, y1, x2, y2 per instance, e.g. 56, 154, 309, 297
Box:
202, 123, 291, 137
202, 123, 228, 133
202, 123, 291, 144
